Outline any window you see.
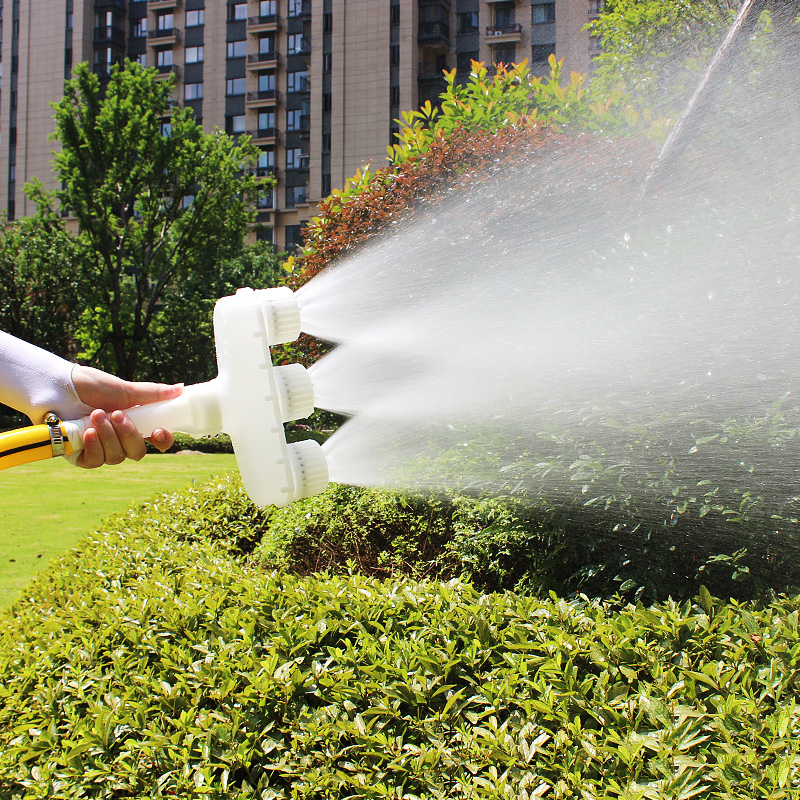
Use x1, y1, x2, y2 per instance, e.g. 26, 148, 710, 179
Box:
531, 3, 555, 24
66, 11, 73, 29
134, 52, 147, 67
226, 77, 246, 95
185, 45, 204, 63
157, 48, 173, 67
286, 109, 302, 130
288, 34, 304, 54
256, 227, 274, 245
322, 173, 331, 196
186, 10, 204, 26
286, 147, 302, 169
457, 50, 479, 72
157, 12, 174, 31
95, 10, 113, 28
323, 52, 332, 72
284, 224, 304, 249
288, 0, 305, 17
258, 72, 275, 92
131, 17, 147, 37
390, 85, 400, 106
182, 195, 194, 209
161, 121, 172, 136
258, 149, 275, 169
286, 185, 307, 206
185, 82, 203, 100
257, 188, 274, 209
531, 44, 554, 63
390, 44, 400, 65
230, 3, 248, 21
322, 133, 331, 152
390, 5, 400, 24
322, 92, 332, 112
260, 0, 277, 16
227, 40, 247, 58
323, 12, 332, 32
457, 11, 478, 33
258, 110, 275, 130
228, 114, 246, 134
494, 3, 515, 28
259, 34, 274, 54
287, 70, 308, 93
493, 43, 516, 67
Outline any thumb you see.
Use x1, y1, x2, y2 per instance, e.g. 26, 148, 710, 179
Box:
123, 381, 184, 408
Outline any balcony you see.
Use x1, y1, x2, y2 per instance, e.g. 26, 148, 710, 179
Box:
256, 165, 278, 178
485, 23, 523, 42
418, 20, 450, 44
154, 64, 180, 79
247, 51, 280, 70
148, 27, 181, 45
287, 37, 311, 57
148, 0, 181, 7
247, 14, 279, 32
287, 76, 310, 94
246, 89, 280, 107
93, 25, 126, 47
246, 127, 279, 144
257, 193, 275, 210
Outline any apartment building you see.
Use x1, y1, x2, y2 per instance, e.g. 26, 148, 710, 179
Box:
0, 0, 598, 250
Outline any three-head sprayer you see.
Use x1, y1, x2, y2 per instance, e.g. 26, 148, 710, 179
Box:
0, 287, 329, 508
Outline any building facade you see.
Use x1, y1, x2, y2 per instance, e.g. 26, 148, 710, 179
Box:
0, 0, 599, 249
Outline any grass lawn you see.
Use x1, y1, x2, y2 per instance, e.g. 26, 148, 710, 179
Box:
0, 452, 237, 610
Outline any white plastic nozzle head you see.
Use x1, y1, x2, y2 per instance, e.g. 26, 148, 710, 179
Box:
274, 363, 315, 422
288, 439, 329, 500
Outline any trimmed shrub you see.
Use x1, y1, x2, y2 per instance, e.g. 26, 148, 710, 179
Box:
108, 472, 272, 557
1, 515, 799, 798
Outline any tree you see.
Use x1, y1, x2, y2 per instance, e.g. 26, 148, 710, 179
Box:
27, 61, 263, 381
589, 0, 742, 114
0, 215, 86, 358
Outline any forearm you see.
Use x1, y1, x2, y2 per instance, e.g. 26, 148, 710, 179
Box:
0, 332, 90, 423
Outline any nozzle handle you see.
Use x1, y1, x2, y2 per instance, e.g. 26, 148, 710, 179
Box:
62, 381, 223, 453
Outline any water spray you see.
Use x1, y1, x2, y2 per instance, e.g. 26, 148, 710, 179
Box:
0, 287, 329, 508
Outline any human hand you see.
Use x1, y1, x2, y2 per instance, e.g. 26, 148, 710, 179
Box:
71, 365, 183, 469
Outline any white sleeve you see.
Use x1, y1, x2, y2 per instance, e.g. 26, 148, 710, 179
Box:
0, 331, 92, 424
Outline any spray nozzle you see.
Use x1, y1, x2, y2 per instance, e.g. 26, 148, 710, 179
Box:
62, 287, 329, 508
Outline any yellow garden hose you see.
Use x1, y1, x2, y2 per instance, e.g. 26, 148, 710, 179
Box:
0, 417, 74, 471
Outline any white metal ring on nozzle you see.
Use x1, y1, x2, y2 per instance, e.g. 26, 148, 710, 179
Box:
274, 363, 315, 422
288, 439, 329, 500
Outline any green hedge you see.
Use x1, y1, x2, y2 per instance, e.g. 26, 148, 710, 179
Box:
1, 498, 799, 798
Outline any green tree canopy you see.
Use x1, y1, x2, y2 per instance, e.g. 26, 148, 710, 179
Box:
27, 61, 263, 381
0, 215, 85, 358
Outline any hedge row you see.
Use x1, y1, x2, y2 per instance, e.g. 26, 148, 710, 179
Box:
1, 488, 799, 798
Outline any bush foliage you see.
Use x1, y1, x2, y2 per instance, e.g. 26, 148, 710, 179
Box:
1, 506, 799, 798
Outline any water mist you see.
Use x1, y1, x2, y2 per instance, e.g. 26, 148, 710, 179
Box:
295, 22, 800, 573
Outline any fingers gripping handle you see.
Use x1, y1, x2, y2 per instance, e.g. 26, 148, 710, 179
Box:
61, 382, 223, 453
